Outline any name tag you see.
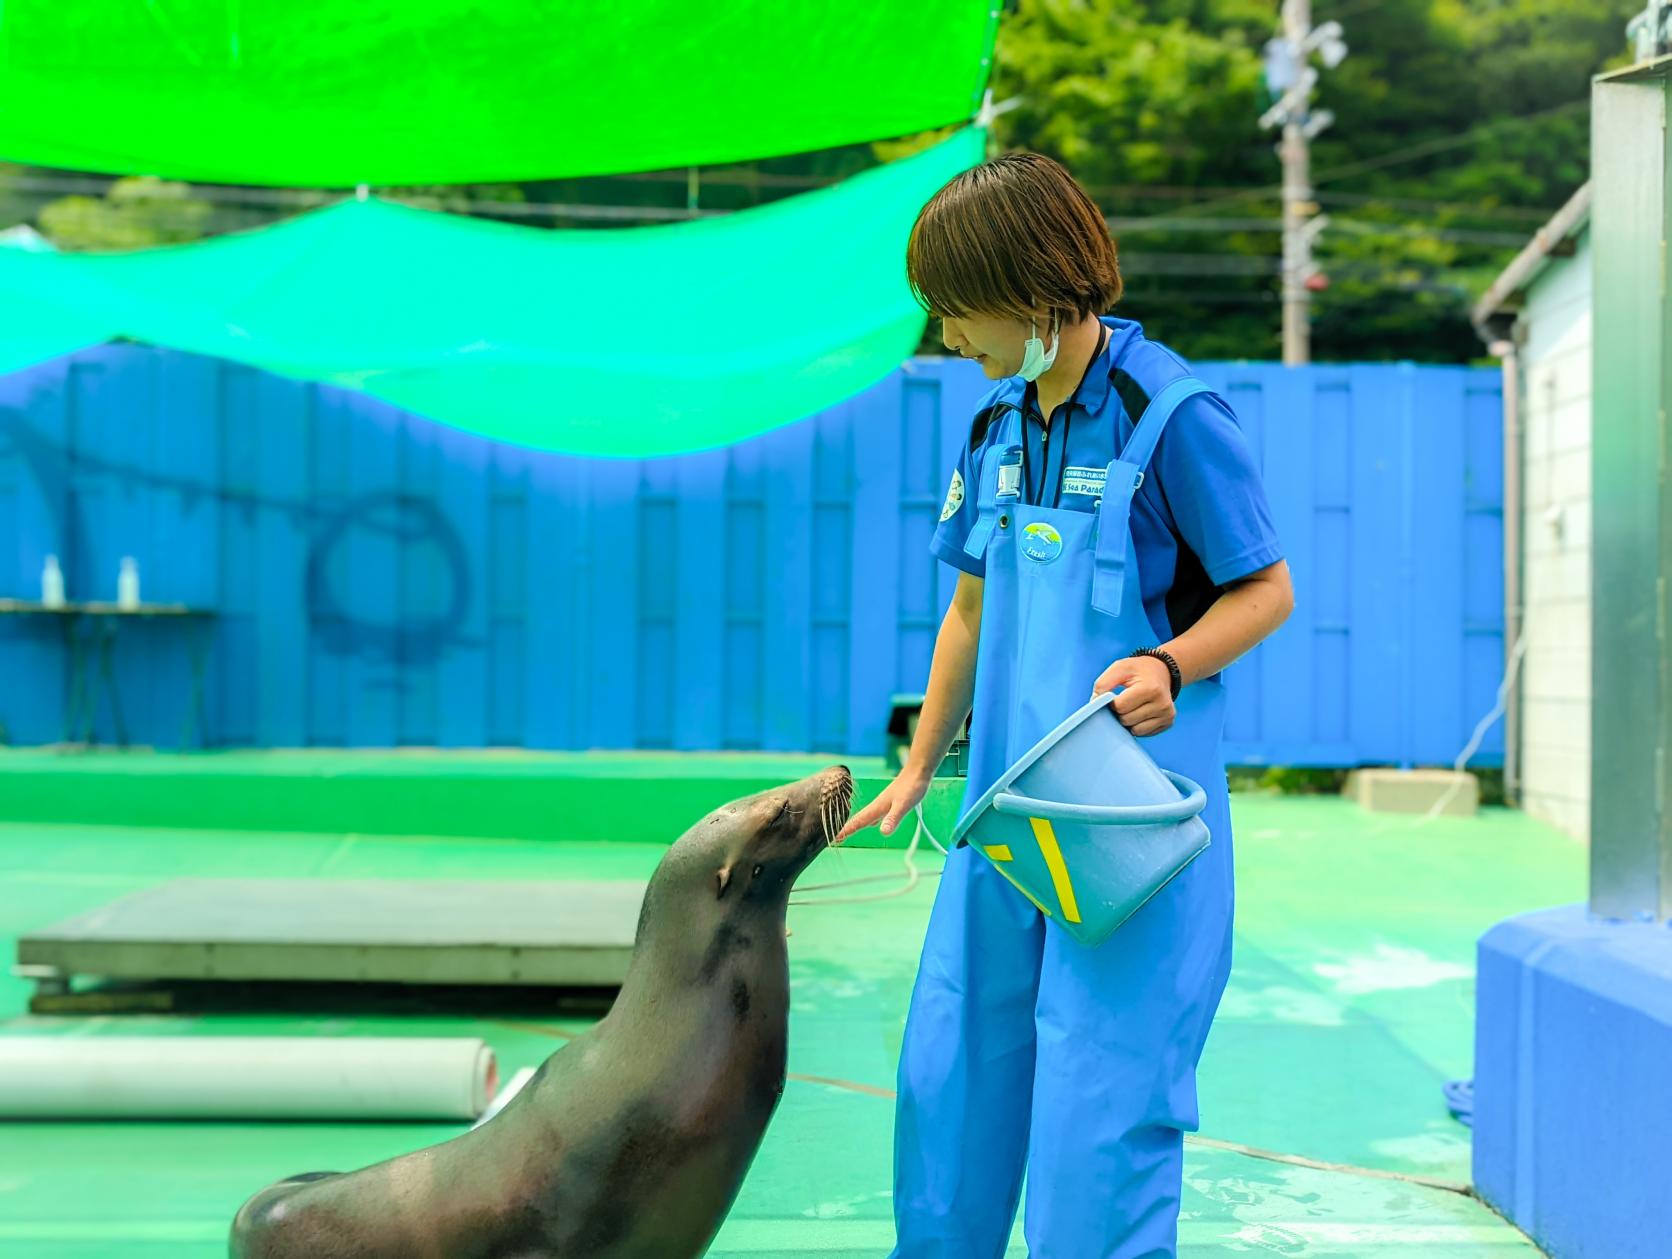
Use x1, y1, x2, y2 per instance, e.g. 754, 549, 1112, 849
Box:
1061, 465, 1108, 499
996, 447, 1023, 500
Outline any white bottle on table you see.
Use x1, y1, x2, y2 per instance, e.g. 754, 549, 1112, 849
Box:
117, 557, 140, 611
41, 555, 65, 609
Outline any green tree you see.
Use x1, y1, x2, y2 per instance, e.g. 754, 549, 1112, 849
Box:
0, 164, 32, 232
995, 0, 1270, 187
986, 0, 1637, 363
37, 176, 213, 250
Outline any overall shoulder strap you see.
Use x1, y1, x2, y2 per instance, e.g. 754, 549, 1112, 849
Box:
963, 404, 1023, 562
1090, 377, 1211, 617
1117, 377, 1213, 478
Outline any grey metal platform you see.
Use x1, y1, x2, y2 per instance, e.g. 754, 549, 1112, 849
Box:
15, 878, 648, 997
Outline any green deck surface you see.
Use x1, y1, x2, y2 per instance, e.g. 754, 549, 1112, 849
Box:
0, 756, 1584, 1257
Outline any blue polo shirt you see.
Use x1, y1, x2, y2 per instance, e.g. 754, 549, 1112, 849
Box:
931, 317, 1282, 643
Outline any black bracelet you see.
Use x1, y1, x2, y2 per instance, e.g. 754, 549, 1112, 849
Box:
1135, 646, 1182, 700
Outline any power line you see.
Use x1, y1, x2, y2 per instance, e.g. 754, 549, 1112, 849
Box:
1122, 290, 1279, 306
1119, 183, 1281, 226
0, 201, 1557, 261
1314, 189, 1559, 223
0, 172, 725, 227
3, 123, 1574, 261
1112, 214, 1536, 247
1110, 215, 1285, 233
1312, 97, 1590, 184
1130, 94, 1591, 230
5, 143, 1571, 239
1316, 0, 1393, 22
0, 158, 1284, 211
1123, 251, 1281, 276
1329, 217, 1533, 248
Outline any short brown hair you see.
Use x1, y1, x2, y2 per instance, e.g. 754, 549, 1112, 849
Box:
905, 152, 1122, 323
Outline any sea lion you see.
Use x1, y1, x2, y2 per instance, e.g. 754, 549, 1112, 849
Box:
229, 765, 855, 1259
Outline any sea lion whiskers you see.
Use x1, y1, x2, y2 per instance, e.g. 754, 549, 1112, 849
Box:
819, 772, 854, 848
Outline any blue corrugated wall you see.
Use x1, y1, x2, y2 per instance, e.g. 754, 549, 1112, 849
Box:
0, 346, 1503, 765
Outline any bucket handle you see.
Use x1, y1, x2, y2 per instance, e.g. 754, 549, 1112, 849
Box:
991, 769, 1206, 826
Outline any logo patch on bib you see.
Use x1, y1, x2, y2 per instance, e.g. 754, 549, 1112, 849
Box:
1020, 522, 1064, 563
939, 469, 965, 522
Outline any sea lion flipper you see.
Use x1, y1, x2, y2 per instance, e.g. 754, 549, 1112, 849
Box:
229, 1173, 341, 1258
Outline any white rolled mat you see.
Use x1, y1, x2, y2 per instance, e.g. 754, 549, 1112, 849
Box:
0, 1037, 498, 1120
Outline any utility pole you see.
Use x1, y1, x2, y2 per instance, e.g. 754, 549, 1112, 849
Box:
1279, 87, 1314, 366
1260, 2, 1346, 366
1627, 0, 1672, 62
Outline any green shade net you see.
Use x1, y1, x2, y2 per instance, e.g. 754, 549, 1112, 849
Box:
0, 129, 984, 457
0, 2, 998, 186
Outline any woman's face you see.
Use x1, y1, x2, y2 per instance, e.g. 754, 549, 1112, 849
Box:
938, 311, 1036, 379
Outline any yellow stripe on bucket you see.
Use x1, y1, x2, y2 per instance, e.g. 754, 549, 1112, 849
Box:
983, 845, 1014, 863
1029, 818, 1082, 924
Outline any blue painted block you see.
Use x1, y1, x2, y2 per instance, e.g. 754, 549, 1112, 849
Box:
1475, 905, 1672, 1258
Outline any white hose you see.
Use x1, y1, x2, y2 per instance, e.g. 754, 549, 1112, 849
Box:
1365, 620, 1530, 834
1418, 625, 1529, 822
0, 1036, 497, 1121
790, 803, 947, 907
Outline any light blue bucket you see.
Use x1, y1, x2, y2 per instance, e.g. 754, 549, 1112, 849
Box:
952, 691, 1210, 947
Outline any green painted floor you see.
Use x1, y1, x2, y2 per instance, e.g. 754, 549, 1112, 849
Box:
0, 784, 1584, 1257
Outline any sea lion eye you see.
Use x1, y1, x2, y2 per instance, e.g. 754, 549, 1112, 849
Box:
752, 864, 763, 879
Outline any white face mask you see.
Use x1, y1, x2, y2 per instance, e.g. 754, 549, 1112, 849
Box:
1016, 315, 1060, 382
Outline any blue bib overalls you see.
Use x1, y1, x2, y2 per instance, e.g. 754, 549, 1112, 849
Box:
892, 380, 1236, 1258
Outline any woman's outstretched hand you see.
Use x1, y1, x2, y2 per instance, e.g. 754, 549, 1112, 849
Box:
837, 770, 931, 843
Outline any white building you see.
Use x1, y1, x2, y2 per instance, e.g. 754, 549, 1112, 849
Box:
1473, 184, 1593, 841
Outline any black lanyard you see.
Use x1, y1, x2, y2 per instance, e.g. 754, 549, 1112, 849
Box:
1019, 407, 1074, 509
1020, 327, 1107, 509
